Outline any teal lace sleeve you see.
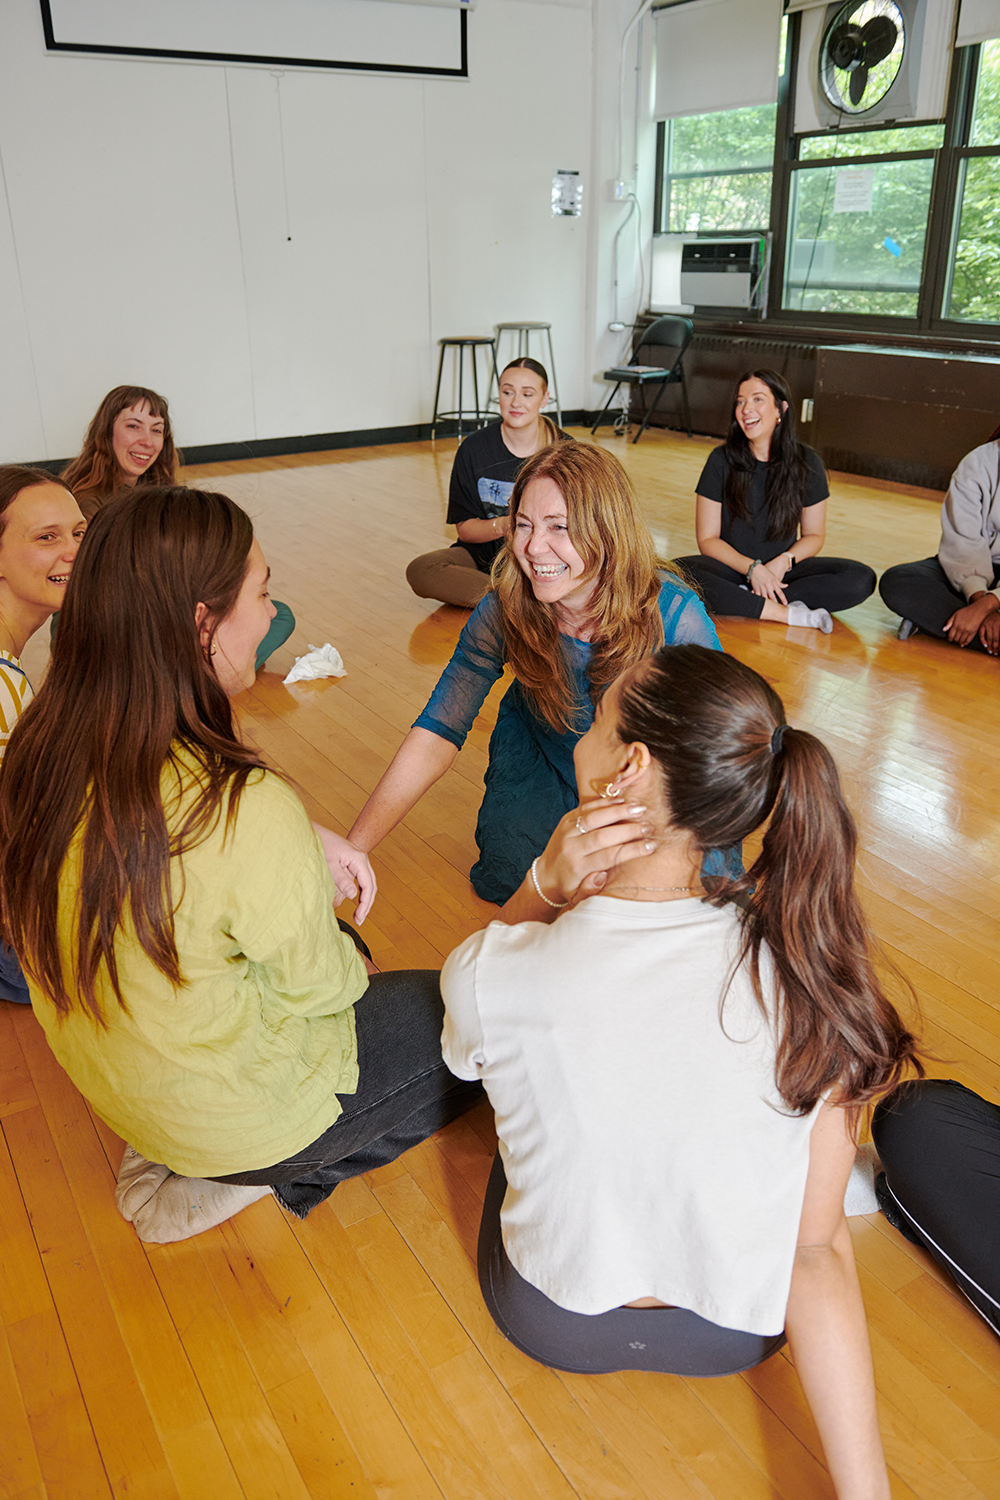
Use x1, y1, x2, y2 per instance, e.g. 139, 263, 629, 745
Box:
413, 594, 506, 750
658, 578, 721, 649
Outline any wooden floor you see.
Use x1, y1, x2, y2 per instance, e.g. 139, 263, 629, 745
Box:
4, 427, 1000, 1499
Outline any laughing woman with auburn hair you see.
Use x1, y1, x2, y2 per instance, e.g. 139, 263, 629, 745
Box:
350, 441, 733, 905
61, 385, 294, 671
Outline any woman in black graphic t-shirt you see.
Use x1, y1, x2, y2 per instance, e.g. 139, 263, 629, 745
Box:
407, 359, 570, 609
675, 369, 874, 633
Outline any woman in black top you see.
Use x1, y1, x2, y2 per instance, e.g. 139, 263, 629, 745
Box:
676, 370, 875, 631
407, 359, 569, 609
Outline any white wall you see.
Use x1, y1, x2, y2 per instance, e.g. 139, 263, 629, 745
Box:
0, 0, 657, 461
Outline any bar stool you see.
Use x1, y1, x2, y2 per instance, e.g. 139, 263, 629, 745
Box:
430, 336, 499, 440
490, 322, 562, 426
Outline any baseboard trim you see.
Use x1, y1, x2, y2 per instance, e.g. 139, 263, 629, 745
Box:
30, 413, 592, 475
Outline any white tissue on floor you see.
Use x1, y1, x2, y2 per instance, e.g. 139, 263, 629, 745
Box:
282, 643, 347, 686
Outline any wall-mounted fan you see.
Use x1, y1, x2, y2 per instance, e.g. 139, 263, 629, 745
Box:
821, 0, 906, 114
797, 0, 956, 133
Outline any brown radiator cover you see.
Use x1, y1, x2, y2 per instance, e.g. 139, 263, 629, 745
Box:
630, 326, 1000, 491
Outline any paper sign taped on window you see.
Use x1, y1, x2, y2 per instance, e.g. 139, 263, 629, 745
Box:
833, 167, 875, 214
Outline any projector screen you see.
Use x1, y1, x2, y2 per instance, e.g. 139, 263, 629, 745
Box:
39, 0, 469, 77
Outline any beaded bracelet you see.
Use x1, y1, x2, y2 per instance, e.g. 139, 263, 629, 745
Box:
746, 559, 762, 583
530, 857, 568, 908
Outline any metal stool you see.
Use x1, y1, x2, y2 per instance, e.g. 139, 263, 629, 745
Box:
430, 336, 499, 440
490, 321, 562, 426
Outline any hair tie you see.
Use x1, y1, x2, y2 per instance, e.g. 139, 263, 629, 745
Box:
770, 723, 788, 755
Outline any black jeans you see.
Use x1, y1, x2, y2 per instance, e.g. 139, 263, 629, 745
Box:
675, 555, 876, 620
879, 557, 1000, 647
212, 969, 483, 1217
873, 1079, 1000, 1336
477, 1152, 785, 1376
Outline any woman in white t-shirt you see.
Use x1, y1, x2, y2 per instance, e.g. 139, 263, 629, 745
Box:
441, 643, 920, 1500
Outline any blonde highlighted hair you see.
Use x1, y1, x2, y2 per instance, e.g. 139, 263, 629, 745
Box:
493, 442, 682, 733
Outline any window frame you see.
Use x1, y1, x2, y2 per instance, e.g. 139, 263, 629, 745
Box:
765, 21, 1000, 339
653, 111, 778, 238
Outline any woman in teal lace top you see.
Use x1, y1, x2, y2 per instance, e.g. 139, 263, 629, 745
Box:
349, 443, 730, 904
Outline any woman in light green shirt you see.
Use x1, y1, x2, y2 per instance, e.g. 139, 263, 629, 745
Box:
0, 485, 480, 1243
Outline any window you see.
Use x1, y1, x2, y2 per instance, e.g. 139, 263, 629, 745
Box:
654, 18, 785, 236
783, 125, 944, 316
945, 40, 1000, 322
658, 104, 777, 234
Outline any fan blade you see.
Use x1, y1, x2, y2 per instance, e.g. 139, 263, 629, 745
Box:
828, 23, 864, 70
861, 14, 898, 66
849, 63, 869, 104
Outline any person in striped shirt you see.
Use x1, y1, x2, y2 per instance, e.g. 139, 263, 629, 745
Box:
0, 465, 86, 1001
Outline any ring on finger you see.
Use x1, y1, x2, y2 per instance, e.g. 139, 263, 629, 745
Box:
575, 815, 587, 835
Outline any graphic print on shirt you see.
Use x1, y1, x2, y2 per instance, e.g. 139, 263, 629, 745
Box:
478, 477, 515, 517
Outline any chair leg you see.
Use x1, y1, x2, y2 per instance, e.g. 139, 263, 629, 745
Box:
632, 378, 669, 444
431, 343, 448, 440
471, 345, 482, 429
591, 384, 622, 435
680, 365, 692, 439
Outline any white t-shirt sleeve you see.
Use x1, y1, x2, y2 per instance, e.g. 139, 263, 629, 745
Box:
440, 928, 489, 1079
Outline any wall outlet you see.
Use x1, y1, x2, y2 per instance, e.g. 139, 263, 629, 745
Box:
611, 179, 632, 201
801, 398, 814, 423
609, 321, 626, 332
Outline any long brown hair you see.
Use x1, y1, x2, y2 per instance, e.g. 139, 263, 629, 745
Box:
617, 645, 922, 1113
722, 369, 812, 541
494, 443, 678, 734
0, 486, 267, 1024
499, 358, 562, 446
61, 385, 179, 516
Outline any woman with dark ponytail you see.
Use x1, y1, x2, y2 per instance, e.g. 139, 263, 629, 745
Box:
676, 369, 875, 631
441, 644, 919, 1500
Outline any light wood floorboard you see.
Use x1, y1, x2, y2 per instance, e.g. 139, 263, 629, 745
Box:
5, 427, 999, 1498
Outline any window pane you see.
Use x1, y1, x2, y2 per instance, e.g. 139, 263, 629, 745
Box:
946, 155, 1000, 321
783, 158, 933, 316
799, 124, 945, 161
668, 173, 772, 234
669, 105, 777, 174
971, 38, 1000, 147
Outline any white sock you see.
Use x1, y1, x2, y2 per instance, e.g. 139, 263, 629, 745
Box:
116, 1145, 173, 1222
130, 1173, 272, 1244
844, 1142, 881, 1216
787, 599, 833, 633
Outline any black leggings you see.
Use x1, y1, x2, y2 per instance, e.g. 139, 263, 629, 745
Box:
675, 555, 876, 620
476, 1152, 785, 1376
879, 557, 1000, 648
671, 555, 875, 618
872, 1080, 1000, 1336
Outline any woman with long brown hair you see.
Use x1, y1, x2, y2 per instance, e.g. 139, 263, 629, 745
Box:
0, 486, 480, 1242
61, 385, 294, 670
442, 643, 921, 1499
350, 440, 729, 904
677, 369, 875, 631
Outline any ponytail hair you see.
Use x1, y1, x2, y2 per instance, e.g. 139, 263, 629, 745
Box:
617, 645, 921, 1113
